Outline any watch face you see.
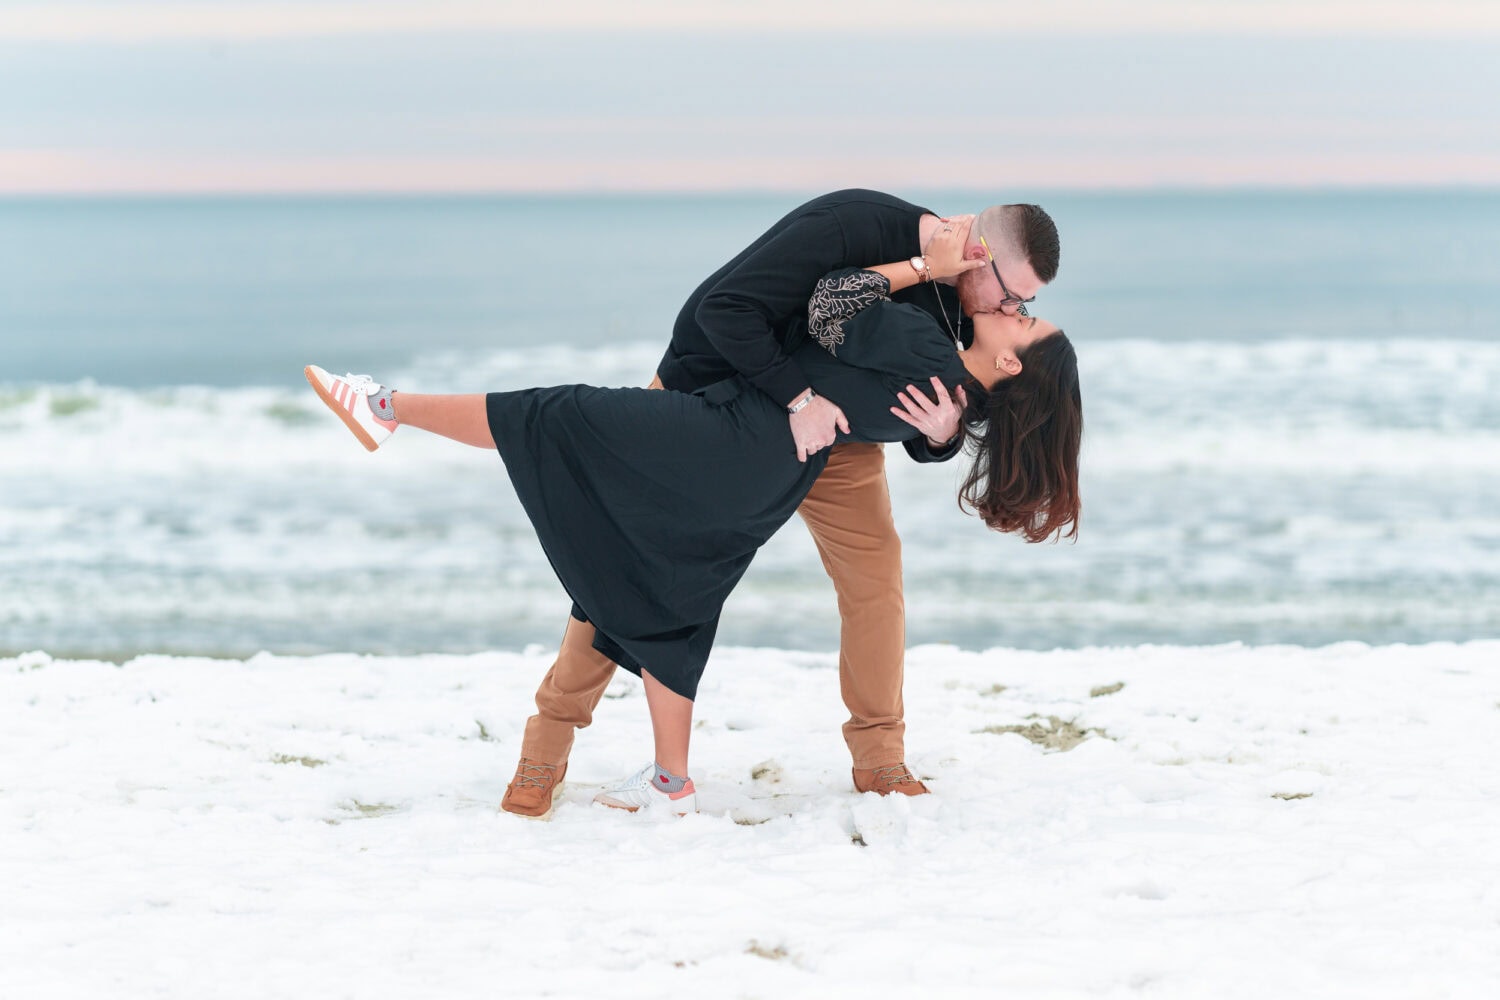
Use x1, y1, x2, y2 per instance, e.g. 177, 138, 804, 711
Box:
910, 256, 927, 271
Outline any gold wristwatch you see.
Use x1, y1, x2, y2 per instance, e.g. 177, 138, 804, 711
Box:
908, 255, 931, 282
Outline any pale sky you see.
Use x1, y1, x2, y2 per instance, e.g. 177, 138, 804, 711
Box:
2, 0, 1498, 192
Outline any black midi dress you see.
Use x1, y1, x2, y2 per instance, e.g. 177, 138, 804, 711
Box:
485, 290, 971, 701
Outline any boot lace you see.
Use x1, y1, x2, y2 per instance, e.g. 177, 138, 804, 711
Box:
511, 758, 559, 789
872, 764, 919, 788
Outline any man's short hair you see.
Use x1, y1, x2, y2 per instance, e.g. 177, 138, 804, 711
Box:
976, 204, 1060, 284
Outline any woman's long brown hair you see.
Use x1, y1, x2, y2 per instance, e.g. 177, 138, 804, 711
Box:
959, 331, 1082, 542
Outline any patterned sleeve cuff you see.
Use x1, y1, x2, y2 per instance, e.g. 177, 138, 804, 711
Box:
807, 269, 891, 356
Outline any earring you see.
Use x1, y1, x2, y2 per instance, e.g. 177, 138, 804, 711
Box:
994, 356, 1003, 371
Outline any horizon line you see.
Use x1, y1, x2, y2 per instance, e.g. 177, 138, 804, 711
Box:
4, 182, 1498, 199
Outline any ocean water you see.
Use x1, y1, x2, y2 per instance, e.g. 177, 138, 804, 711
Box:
2, 191, 1498, 658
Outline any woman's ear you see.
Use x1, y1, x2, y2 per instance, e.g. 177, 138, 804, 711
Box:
994, 352, 1022, 377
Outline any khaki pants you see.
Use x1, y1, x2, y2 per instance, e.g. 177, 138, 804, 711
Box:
518, 377, 907, 770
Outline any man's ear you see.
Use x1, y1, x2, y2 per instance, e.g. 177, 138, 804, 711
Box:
965, 242, 988, 260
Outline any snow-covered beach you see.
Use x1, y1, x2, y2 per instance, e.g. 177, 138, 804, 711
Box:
5, 641, 1497, 998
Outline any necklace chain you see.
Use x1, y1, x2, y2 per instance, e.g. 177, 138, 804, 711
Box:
933, 285, 964, 351
922, 218, 964, 350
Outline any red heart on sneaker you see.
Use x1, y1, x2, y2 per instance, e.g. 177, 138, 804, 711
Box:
658, 775, 668, 783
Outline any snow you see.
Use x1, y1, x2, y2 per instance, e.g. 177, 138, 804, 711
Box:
4, 642, 1499, 998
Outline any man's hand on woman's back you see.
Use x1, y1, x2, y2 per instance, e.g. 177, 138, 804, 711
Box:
789, 395, 850, 463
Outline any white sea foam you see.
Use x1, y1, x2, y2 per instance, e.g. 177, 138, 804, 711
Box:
4, 339, 1497, 474
3, 339, 1498, 657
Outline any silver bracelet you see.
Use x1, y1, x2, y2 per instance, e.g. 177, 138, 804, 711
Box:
787, 389, 817, 414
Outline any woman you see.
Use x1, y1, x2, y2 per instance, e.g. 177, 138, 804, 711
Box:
304, 232, 1082, 816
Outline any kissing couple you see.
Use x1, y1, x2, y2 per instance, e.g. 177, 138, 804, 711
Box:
306, 189, 1081, 817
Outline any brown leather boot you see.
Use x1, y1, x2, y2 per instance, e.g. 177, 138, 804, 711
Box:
852, 763, 930, 796
501, 757, 568, 817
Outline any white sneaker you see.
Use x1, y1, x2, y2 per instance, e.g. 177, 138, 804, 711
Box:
594, 762, 698, 816
304, 365, 398, 452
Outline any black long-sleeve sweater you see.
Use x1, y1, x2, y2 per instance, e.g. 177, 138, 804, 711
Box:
656, 189, 970, 462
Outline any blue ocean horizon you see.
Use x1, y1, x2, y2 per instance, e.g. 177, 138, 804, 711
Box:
5, 188, 1498, 387
3, 189, 1498, 660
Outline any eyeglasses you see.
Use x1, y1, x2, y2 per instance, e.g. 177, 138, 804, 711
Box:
978, 235, 1034, 317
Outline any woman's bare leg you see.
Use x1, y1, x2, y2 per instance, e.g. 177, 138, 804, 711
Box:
392, 387, 694, 778
641, 670, 692, 777
392, 393, 494, 449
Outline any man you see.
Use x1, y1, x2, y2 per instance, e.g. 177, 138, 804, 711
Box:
502, 189, 1060, 816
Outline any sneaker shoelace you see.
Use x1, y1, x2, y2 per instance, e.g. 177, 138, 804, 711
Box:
511, 759, 558, 789
872, 764, 919, 788
341, 373, 380, 395
628, 762, 658, 792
